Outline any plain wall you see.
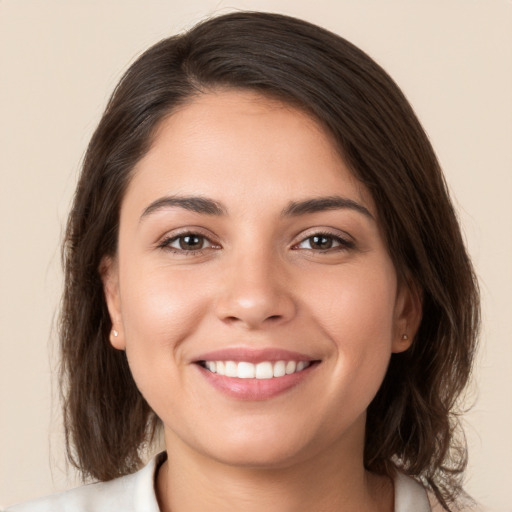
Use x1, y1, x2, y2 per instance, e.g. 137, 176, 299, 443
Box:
1, 0, 511, 510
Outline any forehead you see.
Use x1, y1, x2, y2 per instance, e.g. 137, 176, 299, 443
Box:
125, 89, 374, 216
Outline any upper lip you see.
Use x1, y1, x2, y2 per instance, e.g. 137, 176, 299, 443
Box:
193, 347, 318, 364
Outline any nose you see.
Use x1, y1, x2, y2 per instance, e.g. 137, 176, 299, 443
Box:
214, 252, 297, 330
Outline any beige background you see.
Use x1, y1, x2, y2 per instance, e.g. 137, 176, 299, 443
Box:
1, 0, 511, 510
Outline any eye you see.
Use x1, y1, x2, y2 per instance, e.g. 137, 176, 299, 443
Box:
160, 232, 219, 253
294, 232, 354, 251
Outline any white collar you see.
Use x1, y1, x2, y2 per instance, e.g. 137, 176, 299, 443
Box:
6, 452, 430, 511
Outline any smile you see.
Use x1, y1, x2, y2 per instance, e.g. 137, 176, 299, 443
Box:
193, 348, 320, 400
201, 360, 312, 379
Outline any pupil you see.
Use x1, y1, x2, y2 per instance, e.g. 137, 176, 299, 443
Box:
312, 235, 332, 249
180, 235, 202, 250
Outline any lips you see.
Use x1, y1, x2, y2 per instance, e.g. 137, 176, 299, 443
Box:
193, 348, 320, 400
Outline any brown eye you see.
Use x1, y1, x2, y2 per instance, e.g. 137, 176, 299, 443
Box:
308, 235, 334, 250
295, 232, 354, 252
165, 233, 214, 252
178, 235, 204, 250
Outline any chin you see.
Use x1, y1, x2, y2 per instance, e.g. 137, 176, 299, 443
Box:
211, 441, 310, 470
193, 420, 328, 470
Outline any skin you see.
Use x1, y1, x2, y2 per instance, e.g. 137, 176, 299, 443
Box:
103, 90, 421, 512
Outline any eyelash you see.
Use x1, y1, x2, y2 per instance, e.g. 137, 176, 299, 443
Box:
158, 230, 354, 255
292, 231, 355, 252
158, 232, 220, 255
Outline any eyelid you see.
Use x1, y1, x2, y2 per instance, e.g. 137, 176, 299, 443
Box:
156, 227, 222, 252
167, 235, 214, 250
291, 227, 356, 251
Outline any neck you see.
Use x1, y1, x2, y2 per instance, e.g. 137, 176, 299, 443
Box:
156, 426, 393, 512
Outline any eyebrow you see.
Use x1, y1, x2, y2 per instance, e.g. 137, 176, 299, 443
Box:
140, 195, 226, 220
140, 194, 373, 221
281, 196, 373, 219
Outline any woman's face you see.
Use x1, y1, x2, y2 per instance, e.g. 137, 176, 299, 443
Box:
103, 90, 418, 469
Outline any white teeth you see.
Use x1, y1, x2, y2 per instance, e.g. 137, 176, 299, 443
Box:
203, 360, 311, 378
237, 361, 255, 379
273, 360, 286, 377
225, 361, 238, 377
285, 361, 297, 374
296, 361, 306, 372
255, 362, 273, 379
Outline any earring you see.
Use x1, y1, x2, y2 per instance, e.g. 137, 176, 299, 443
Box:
401, 333, 409, 341
112, 329, 119, 337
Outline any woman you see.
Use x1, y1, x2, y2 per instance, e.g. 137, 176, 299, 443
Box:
7, 11, 479, 512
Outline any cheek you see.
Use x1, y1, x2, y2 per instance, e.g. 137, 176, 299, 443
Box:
305, 263, 397, 393
119, 261, 211, 361
308, 261, 397, 335
117, 262, 216, 416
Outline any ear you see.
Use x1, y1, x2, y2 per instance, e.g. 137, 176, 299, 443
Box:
391, 278, 422, 354
99, 256, 126, 350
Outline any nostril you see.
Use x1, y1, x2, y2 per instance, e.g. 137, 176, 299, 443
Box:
222, 313, 283, 326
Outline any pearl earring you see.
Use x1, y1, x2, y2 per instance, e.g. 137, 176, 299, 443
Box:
112, 329, 119, 337
401, 334, 409, 341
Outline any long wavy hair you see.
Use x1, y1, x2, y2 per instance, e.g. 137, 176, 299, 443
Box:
60, 11, 479, 510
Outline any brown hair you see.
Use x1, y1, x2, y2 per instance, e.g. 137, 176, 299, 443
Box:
60, 11, 479, 509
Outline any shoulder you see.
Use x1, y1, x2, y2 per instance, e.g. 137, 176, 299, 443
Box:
394, 473, 485, 512
5, 476, 139, 512
427, 494, 486, 512
394, 472, 432, 512
5, 453, 164, 512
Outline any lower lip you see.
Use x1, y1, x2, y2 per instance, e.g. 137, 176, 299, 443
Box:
197, 363, 318, 401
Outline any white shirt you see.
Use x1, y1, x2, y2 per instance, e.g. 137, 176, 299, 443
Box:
6, 453, 431, 511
